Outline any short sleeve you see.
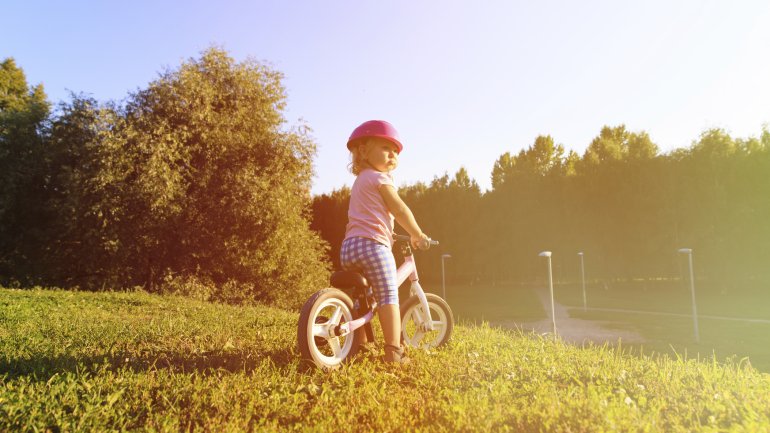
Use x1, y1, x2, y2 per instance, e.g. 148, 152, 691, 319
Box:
370, 171, 394, 188
346, 169, 396, 247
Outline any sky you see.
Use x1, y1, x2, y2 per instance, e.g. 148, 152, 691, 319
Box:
4, 0, 770, 195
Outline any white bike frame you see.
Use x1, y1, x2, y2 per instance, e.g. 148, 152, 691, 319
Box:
337, 244, 435, 336
396, 254, 436, 332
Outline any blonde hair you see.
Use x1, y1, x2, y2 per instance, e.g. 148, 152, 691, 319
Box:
348, 139, 371, 175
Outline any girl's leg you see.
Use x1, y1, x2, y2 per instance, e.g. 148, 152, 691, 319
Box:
378, 304, 401, 347
341, 237, 403, 355
381, 304, 409, 363
341, 237, 370, 346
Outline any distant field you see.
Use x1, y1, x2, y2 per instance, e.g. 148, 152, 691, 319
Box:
2, 287, 769, 431
554, 279, 770, 319
432, 280, 770, 372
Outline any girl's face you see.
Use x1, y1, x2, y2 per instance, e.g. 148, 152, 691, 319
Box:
364, 138, 399, 172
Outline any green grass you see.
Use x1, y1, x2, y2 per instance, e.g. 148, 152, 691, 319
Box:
2, 287, 770, 432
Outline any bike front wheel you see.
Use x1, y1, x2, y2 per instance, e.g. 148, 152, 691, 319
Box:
400, 293, 454, 349
297, 288, 359, 370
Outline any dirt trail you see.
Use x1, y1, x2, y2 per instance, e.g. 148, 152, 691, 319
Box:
493, 288, 645, 345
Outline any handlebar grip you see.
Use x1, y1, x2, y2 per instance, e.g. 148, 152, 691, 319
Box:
392, 234, 439, 246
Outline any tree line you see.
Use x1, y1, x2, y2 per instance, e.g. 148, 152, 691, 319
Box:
312, 126, 770, 289
3, 48, 768, 307
0, 49, 328, 308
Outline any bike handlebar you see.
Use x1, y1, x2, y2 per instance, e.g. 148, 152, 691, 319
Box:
393, 234, 439, 246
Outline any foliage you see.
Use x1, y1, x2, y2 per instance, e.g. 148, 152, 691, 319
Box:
312, 125, 770, 289
399, 169, 483, 282
0, 58, 51, 283
44, 95, 127, 288
310, 186, 351, 269
3, 52, 769, 306
2, 288, 769, 432
1, 51, 329, 308
94, 47, 329, 308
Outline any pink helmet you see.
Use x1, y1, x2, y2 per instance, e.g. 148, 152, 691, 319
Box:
346, 120, 403, 154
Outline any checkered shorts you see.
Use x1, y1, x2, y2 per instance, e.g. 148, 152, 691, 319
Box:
340, 236, 398, 306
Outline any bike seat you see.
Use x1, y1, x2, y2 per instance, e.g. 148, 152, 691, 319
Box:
330, 271, 369, 291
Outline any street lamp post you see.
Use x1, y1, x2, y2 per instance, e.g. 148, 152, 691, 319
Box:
539, 251, 557, 335
441, 254, 452, 301
578, 252, 587, 312
678, 248, 700, 343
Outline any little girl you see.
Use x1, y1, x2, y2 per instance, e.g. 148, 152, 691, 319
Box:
341, 120, 430, 364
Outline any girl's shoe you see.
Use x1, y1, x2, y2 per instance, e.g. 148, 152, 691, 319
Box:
383, 344, 411, 364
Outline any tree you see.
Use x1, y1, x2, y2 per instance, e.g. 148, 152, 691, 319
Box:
491, 152, 514, 190
445, 168, 482, 281
45, 48, 329, 308
520, 135, 565, 176
45, 95, 126, 288
580, 125, 658, 169
396, 169, 482, 283
0, 58, 51, 283
627, 131, 658, 160
491, 135, 565, 189
128, 48, 330, 307
311, 186, 351, 269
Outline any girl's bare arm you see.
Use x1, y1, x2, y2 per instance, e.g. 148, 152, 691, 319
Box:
379, 184, 429, 249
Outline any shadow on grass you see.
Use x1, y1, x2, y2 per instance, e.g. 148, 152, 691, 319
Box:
0, 346, 298, 381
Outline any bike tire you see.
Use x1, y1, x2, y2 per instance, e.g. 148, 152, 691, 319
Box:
297, 288, 360, 370
400, 293, 454, 349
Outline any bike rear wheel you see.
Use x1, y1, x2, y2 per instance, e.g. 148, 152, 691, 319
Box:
400, 293, 454, 349
298, 288, 360, 370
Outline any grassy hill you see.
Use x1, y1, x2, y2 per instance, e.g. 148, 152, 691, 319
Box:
1, 288, 769, 432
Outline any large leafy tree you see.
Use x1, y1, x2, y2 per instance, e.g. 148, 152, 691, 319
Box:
49, 48, 329, 308
121, 48, 329, 307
